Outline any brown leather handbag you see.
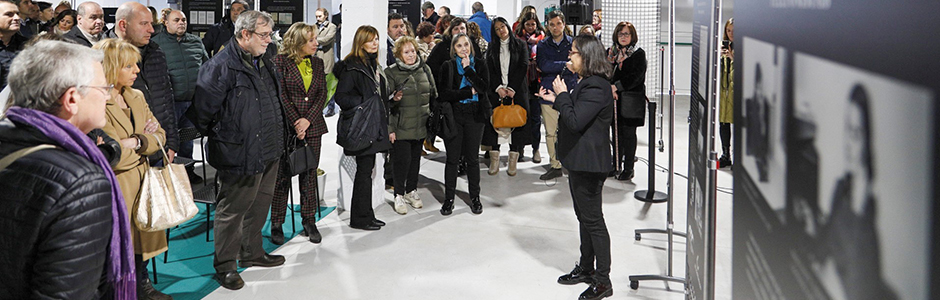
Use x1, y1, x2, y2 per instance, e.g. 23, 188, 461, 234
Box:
491, 97, 527, 129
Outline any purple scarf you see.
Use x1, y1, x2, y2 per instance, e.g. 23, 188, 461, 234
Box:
5, 107, 136, 300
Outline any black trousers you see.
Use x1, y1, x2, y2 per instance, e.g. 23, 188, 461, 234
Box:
444, 113, 484, 200
568, 170, 611, 285
614, 119, 638, 172
351, 154, 377, 226
720, 122, 732, 158
528, 96, 542, 150
392, 139, 422, 196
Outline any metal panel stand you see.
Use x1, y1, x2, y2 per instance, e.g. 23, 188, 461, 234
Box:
629, 0, 686, 290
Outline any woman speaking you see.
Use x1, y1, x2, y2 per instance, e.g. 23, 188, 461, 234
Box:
539, 34, 614, 300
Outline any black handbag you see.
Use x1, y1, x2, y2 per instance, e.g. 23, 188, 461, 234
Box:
288, 137, 318, 176
427, 100, 457, 140
619, 91, 647, 126
336, 94, 383, 151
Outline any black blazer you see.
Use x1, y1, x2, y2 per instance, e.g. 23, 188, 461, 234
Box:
438, 57, 492, 123
553, 75, 614, 173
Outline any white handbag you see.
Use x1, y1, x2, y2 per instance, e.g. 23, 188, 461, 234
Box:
135, 137, 198, 232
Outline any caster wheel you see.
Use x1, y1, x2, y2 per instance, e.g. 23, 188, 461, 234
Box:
630, 280, 639, 290
635, 233, 641, 241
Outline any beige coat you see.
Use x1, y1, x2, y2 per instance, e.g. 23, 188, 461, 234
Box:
101, 87, 168, 261
316, 21, 337, 74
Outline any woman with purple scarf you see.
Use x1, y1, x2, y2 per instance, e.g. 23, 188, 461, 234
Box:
0, 40, 137, 299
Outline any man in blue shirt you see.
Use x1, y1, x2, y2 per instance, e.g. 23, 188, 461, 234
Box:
536, 10, 577, 180
467, 2, 491, 42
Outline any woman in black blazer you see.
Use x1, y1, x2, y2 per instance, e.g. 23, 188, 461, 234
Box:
607, 22, 647, 180
483, 17, 531, 176
437, 33, 491, 215
539, 34, 614, 300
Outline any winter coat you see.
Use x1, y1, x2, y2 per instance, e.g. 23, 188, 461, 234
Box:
62, 26, 96, 47
332, 56, 392, 156
385, 58, 437, 141
315, 21, 337, 74
438, 56, 492, 124
0, 32, 26, 89
536, 35, 578, 105
468, 11, 493, 42
100, 87, 167, 261
0, 119, 113, 300
273, 54, 328, 139
482, 36, 531, 147
151, 29, 210, 102
719, 56, 734, 123
554, 75, 614, 173
609, 47, 647, 127
203, 17, 235, 57
188, 39, 286, 176
426, 35, 483, 80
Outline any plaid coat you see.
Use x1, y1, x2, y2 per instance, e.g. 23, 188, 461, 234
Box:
273, 54, 329, 139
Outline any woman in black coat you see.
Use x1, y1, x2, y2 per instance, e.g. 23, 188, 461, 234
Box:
540, 35, 615, 300
607, 22, 647, 180
437, 33, 490, 216
425, 17, 483, 156
483, 17, 531, 176
333, 25, 393, 231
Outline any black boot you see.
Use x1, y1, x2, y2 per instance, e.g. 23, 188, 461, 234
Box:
579, 281, 613, 300
302, 219, 322, 244
558, 264, 595, 285
270, 223, 284, 245
470, 197, 483, 214
138, 275, 173, 300
186, 165, 204, 185
440, 199, 454, 215
718, 154, 732, 168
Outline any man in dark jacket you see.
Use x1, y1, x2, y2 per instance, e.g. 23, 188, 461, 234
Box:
0, 1, 26, 89
387, 12, 405, 67
111, 2, 179, 165
13, 0, 38, 38
187, 10, 285, 291
202, 0, 248, 57
0, 39, 130, 300
62, 1, 104, 47
420, 1, 439, 29
152, 9, 209, 183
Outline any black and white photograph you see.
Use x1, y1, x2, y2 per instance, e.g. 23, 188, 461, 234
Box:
739, 37, 787, 204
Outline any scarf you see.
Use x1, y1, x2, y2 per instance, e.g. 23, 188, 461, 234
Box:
5, 107, 136, 300
608, 45, 637, 68
455, 55, 478, 104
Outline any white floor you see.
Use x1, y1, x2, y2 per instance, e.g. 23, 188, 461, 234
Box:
203, 96, 734, 300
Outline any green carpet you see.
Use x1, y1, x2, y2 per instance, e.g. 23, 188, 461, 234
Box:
151, 203, 334, 299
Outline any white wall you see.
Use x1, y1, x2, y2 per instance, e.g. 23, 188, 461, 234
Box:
341, 0, 389, 66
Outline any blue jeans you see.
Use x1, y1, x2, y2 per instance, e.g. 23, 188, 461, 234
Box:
175, 102, 194, 159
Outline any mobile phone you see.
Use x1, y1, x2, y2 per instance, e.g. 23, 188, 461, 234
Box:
393, 76, 412, 94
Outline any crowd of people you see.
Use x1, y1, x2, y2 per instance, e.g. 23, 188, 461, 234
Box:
0, 1, 670, 300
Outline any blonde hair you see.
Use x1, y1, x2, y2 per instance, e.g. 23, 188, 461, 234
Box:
160, 8, 172, 24
279, 22, 317, 64
93, 39, 141, 87
345, 25, 379, 63
393, 36, 420, 62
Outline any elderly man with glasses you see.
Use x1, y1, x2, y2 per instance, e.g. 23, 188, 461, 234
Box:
186, 10, 285, 291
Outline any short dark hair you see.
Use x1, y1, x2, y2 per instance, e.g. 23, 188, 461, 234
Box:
421, 1, 434, 11
572, 34, 612, 79
612, 22, 638, 47
388, 12, 403, 26
547, 10, 566, 24
440, 6, 450, 14
471, 2, 483, 13
447, 17, 467, 38
417, 21, 435, 38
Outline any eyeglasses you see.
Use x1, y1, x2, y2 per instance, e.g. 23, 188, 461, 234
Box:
569, 50, 580, 56
618, 32, 632, 38
252, 31, 274, 40
78, 84, 114, 95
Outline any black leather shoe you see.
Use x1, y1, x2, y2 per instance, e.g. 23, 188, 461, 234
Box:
614, 170, 634, 181
214, 271, 244, 290
470, 197, 483, 214
302, 220, 322, 244
270, 224, 284, 245
540, 168, 563, 180
372, 219, 386, 227
579, 282, 613, 300
238, 253, 285, 268
350, 222, 381, 230
718, 155, 732, 168
138, 277, 173, 300
558, 264, 595, 285
440, 199, 454, 215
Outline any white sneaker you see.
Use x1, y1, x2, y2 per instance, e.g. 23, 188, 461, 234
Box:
393, 195, 408, 215
403, 190, 423, 209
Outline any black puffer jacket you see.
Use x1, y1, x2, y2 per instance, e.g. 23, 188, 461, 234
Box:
129, 40, 179, 153
0, 119, 113, 299
188, 39, 285, 176
332, 56, 392, 156
202, 17, 235, 57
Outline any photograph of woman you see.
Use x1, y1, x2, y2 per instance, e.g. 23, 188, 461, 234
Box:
539, 34, 615, 300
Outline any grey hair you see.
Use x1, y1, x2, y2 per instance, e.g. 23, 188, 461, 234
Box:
75, 1, 100, 17
8, 40, 104, 115
234, 10, 273, 41
471, 2, 483, 13
421, 1, 435, 11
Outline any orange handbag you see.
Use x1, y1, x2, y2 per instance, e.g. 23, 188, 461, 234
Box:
491, 97, 527, 129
